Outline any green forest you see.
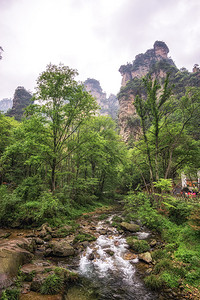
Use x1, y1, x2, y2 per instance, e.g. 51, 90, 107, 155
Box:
0, 63, 200, 299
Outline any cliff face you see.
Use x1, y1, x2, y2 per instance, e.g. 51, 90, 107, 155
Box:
84, 78, 119, 119
0, 98, 13, 113
119, 41, 175, 87
118, 41, 200, 142
7, 86, 33, 121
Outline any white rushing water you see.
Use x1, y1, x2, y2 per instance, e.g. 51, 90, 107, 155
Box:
79, 234, 138, 282
78, 215, 158, 300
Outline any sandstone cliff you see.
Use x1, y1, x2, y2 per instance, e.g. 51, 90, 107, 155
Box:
118, 41, 200, 142
7, 86, 33, 121
84, 78, 118, 119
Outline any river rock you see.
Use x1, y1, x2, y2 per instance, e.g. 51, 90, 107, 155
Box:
138, 252, 152, 263
49, 240, 75, 257
88, 253, 95, 260
0, 239, 34, 289
21, 260, 53, 282
123, 252, 137, 260
82, 241, 89, 248
120, 222, 140, 232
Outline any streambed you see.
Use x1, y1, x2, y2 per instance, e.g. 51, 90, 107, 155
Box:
59, 214, 160, 300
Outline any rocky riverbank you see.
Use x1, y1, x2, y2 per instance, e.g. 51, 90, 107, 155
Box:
0, 205, 188, 299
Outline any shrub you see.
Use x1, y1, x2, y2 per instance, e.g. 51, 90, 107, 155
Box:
1, 288, 20, 300
151, 249, 170, 260
124, 191, 150, 213
0, 188, 21, 226
153, 259, 172, 274
15, 176, 43, 202
40, 274, 63, 295
167, 199, 191, 225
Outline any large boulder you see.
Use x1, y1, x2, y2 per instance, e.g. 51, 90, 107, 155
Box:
48, 240, 75, 257
0, 239, 34, 289
120, 222, 140, 232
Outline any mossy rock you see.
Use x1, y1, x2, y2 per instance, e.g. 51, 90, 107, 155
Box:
73, 232, 96, 244
126, 237, 150, 253
120, 222, 140, 232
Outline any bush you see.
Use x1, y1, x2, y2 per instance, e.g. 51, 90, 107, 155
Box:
167, 199, 191, 225
40, 274, 63, 295
151, 249, 170, 260
153, 259, 173, 274
1, 288, 20, 300
124, 191, 150, 213
15, 176, 43, 202
0, 187, 21, 226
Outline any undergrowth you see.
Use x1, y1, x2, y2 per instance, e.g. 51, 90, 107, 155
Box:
124, 191, 200, 295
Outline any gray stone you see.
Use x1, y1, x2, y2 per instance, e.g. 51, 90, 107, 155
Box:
120, 222, 140, 232
50, 240, 75, 257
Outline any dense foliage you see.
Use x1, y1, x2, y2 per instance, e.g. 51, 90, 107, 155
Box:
0, 64, 125, 227
0, 60, 200, 297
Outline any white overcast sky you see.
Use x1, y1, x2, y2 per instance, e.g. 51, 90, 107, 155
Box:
0, 0, 200, 100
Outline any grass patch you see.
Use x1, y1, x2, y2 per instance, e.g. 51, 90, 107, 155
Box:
144, 274, 164, 290
73, 232, 96, 244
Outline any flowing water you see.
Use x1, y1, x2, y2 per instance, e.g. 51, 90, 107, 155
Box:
66, 215, 159, 300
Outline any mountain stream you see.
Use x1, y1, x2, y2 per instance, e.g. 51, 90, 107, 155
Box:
63, 214, 159, 300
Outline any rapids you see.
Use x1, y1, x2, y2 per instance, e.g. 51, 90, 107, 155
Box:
75, 215, 159, 300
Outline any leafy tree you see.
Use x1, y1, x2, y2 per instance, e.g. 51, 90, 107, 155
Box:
134, 75, 172, 189
0, 113, 19, 183
67, 116, 125, 199
133, 76, 200, 193
28, 63, 98, 191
